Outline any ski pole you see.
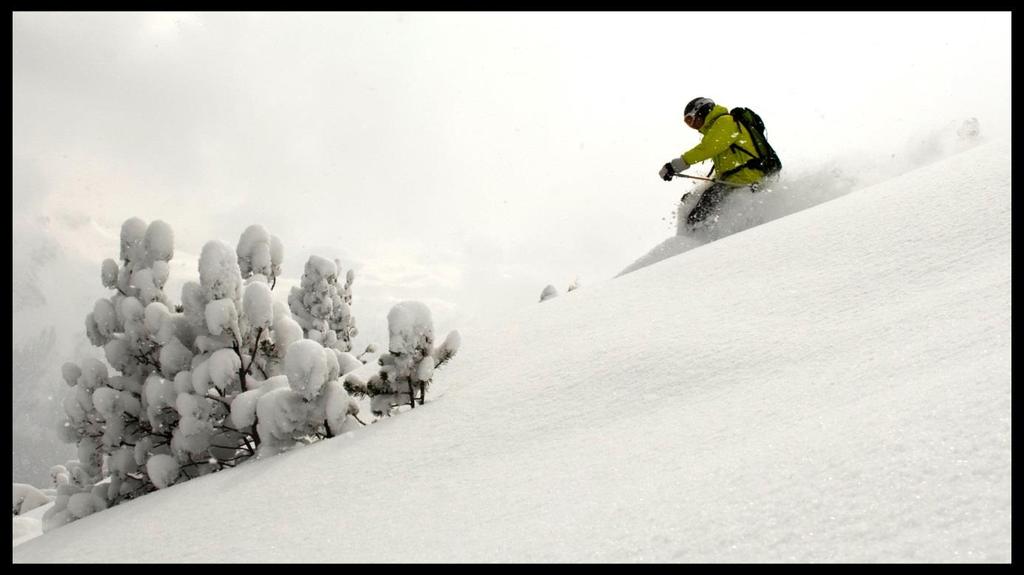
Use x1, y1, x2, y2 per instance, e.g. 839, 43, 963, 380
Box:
673, 173, 748, 187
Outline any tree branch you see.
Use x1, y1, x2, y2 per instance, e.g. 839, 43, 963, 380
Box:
215, 452, 253, 465
242, 327, 264, 384
251, 413, 261, 448
206, 392, 232, 407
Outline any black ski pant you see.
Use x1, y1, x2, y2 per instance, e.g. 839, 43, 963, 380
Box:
685, 182, 733, 227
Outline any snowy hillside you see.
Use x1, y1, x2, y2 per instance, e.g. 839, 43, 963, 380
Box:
14, 139, 1010, 562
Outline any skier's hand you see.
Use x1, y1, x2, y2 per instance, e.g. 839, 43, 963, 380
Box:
671, 157, 689, 173
659, 163, 674, 181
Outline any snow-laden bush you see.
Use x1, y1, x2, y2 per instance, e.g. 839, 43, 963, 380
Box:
288, 256, 358, 352
345, 301, 460, 416
539, 285, 558, 302
254, 339, 362, 456
49, 218, 460, 530
540, 277, 581, 302
41, 459, 107, 531
49, 218, 364, 531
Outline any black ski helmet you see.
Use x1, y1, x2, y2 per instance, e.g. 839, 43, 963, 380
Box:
684, 97, 715, 127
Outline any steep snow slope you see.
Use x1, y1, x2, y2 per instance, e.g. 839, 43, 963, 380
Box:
14, 139, 1010, 562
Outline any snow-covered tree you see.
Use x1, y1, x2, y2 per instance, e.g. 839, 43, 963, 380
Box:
541, 277, 581, 302
567, 276, 582, 293
50, 218, 364, 530
287, 256, 358, 352
236, 224, 284, 288
41, 458, 108, 531
539, 285, 558, 302
345, 301, 460, 416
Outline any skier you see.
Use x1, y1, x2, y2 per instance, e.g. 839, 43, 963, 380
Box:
659, 97, 780, 229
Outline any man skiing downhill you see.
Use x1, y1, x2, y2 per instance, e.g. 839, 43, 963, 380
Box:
659, 97, 780, 229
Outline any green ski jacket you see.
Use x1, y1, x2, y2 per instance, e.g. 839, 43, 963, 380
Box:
681, 104, 765, 185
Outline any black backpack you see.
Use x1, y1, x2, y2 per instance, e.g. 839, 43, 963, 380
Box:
720, 107, 782, 179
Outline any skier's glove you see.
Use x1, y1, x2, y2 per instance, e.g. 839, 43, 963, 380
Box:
671, 157, 689, 173
659, 163, 674, 181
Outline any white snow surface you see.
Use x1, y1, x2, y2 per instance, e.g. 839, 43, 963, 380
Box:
13, 140, 1010, 562
13, 501, 53, 547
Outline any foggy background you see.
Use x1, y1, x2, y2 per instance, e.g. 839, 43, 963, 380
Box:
12, 11, 1011, 485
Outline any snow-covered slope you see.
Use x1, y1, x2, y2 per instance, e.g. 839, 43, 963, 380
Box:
14, 139, 1010, 562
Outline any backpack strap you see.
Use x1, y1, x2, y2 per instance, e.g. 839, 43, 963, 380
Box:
730, 116, 761, 160
731, 143, 758, 160
719, 158, 769, 181
726, 109, 781, 178
703, 113, 729, 178
709, 113, 771, 179
720, 118, 768, 180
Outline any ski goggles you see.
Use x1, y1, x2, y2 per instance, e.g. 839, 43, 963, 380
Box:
684, 112, 703, 129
